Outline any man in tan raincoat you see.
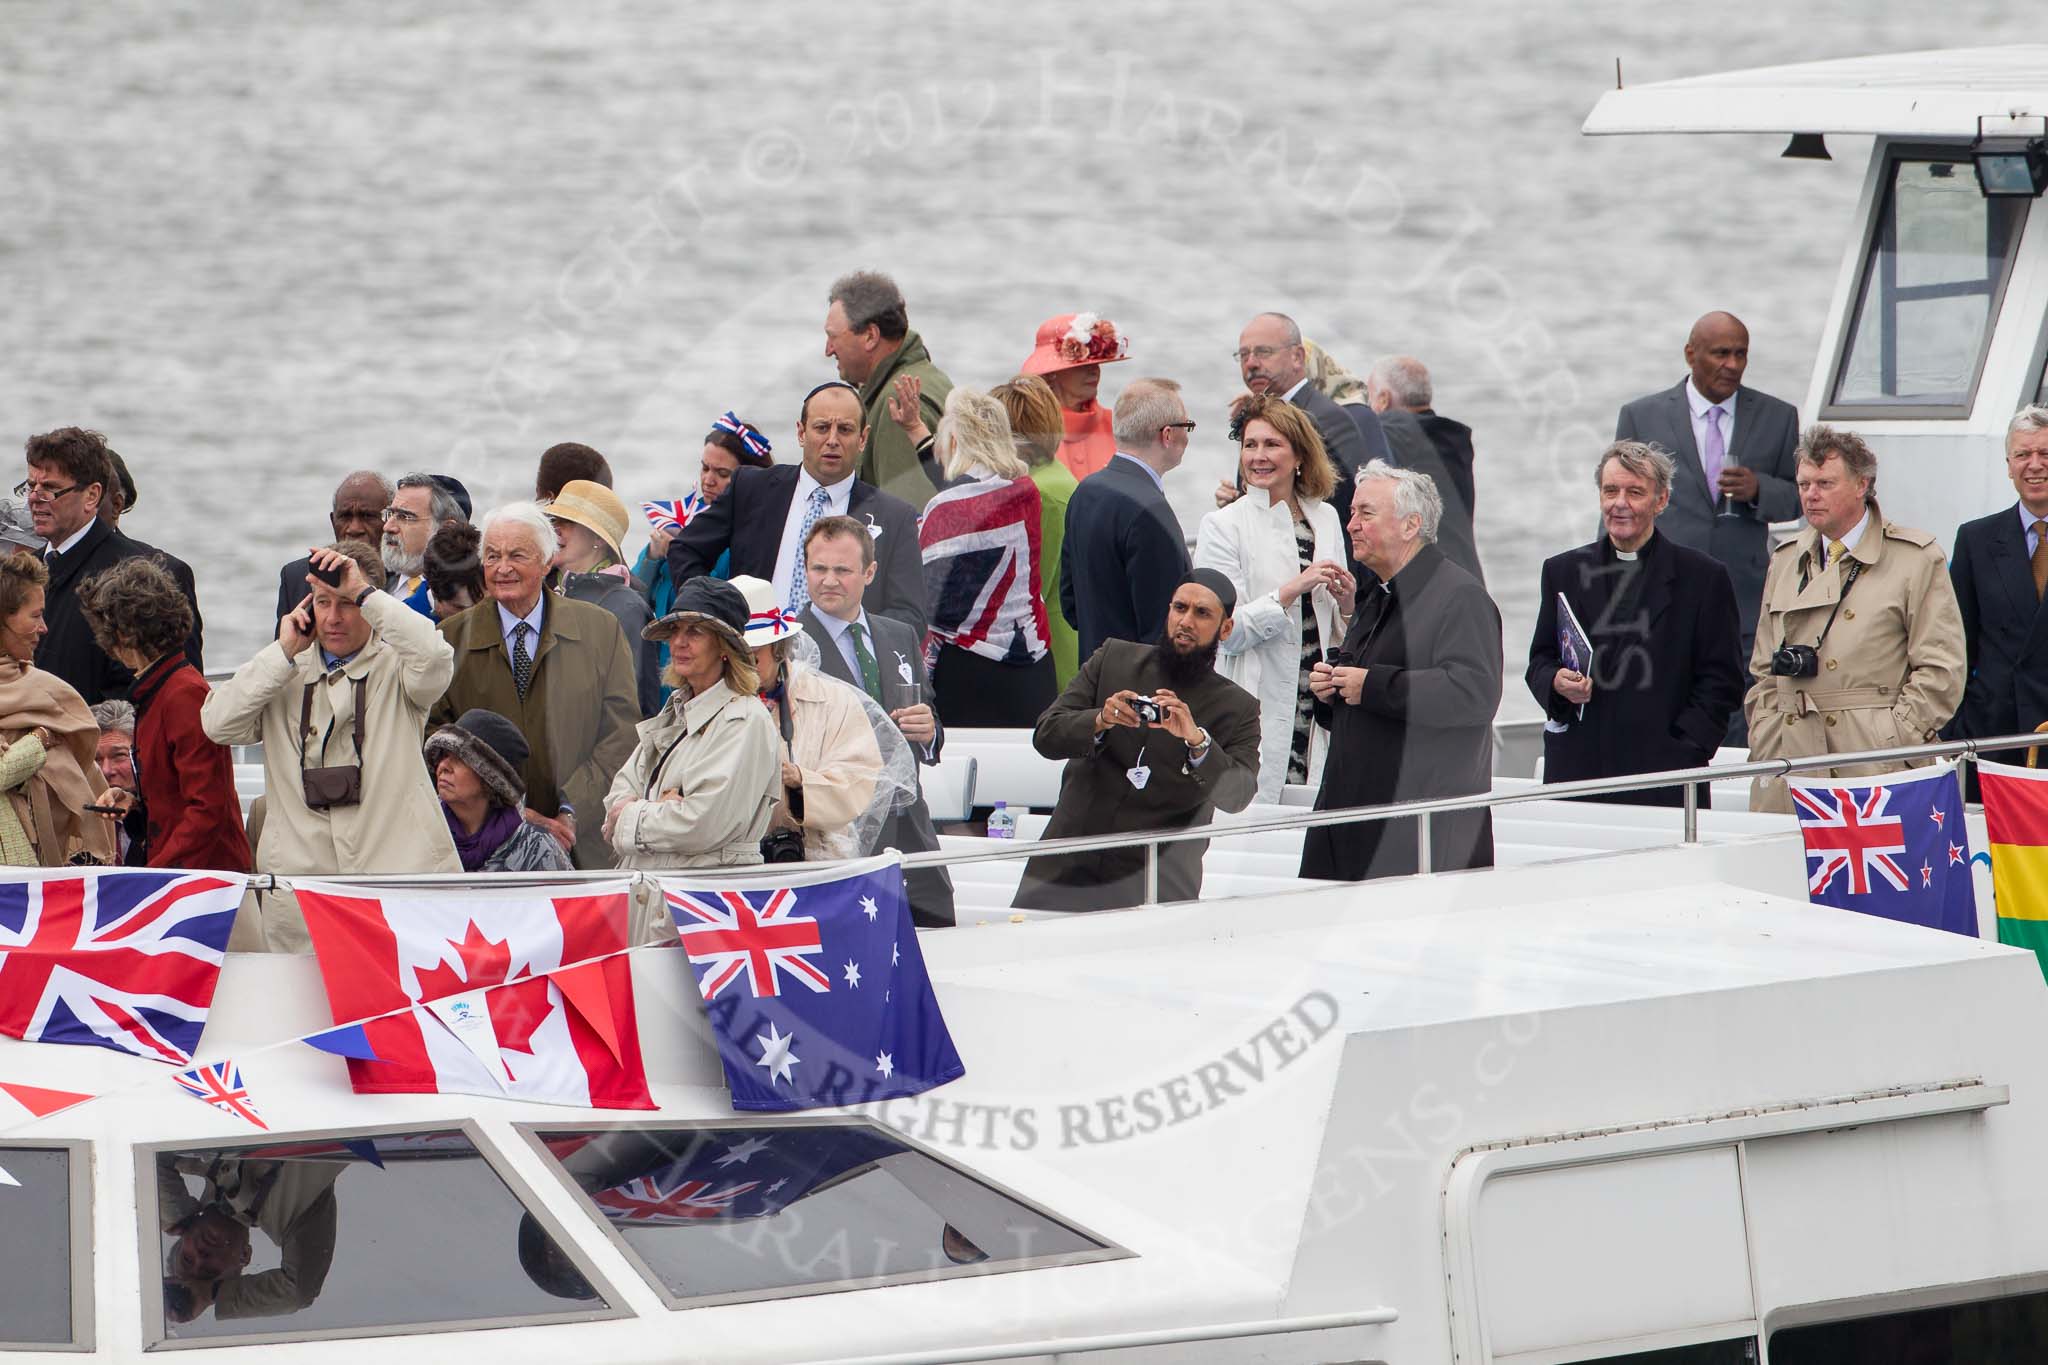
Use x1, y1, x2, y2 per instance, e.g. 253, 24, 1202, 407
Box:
1745, 424, 1964, 812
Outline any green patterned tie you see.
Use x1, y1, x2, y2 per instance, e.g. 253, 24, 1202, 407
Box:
847, 621, 884, 701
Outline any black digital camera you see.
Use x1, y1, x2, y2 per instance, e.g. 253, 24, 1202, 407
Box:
1130, 696, 1166, 724
1770, 644, 1821, 678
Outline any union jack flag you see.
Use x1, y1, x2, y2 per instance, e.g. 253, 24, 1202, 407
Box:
642, 494, 707, 534
667, 887, 830, 998
1789, 764, 1976, 937
917, 474, 1048, 667
711, 411, 773, 459
591, 1169, 759, 1224
1791, 784, 1909, 894
0, 870, 244, 1063
174, 1059, 267, 1130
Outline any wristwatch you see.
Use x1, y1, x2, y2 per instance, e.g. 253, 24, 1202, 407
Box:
353, 584, 377, 608
1188, 727, 1212, 758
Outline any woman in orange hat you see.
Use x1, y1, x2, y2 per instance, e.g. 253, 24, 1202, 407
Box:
1018, 312, 1131, 482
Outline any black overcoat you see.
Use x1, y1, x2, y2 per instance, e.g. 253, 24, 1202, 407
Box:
1300, 544, 1501, 881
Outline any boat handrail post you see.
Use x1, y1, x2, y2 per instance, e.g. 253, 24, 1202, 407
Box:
1143, 839, 1159, 905
1416, 810, 1432, 873
1682, 777, 1699, 844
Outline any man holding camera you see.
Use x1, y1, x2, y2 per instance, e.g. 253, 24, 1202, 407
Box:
1012, 570, 1261, 912
1745, 425, 1964, 813
203, 541, 460, 951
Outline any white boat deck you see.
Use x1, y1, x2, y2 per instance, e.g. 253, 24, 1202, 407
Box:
11, 835, 2046, 1363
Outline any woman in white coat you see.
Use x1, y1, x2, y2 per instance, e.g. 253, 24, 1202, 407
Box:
1194, 396, 1354, 803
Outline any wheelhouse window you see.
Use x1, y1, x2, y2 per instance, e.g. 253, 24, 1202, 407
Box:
524, 1120, 1123, 1307
1828, 152, 2027, 415
0, 1145, 89, 1350
1771, 1286, 2048, 1361
1567, 1341, 1756, 1362
143, 1125, 618, 1349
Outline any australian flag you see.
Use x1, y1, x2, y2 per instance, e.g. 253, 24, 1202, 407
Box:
550, 1123, 906, 1226
660, 854, 965, 1112
1789, 762, 1976, 937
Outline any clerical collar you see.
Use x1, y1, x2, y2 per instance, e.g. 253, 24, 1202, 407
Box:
1614, 548, 1638, 561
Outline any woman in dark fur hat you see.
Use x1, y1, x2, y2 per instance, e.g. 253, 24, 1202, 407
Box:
425, 708, 572, 873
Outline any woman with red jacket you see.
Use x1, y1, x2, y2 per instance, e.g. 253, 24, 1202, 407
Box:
78, 558, 251, 873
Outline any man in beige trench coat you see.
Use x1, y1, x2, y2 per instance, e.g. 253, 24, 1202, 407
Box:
1745, 425, 1965, 812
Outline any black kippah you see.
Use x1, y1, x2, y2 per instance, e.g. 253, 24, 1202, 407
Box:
1177, 567, 1238, 614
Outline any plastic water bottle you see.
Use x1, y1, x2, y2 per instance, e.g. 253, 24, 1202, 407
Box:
986, 801, 1016, 839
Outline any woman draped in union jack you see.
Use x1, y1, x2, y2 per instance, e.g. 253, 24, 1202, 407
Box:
901, 387, 1055, 728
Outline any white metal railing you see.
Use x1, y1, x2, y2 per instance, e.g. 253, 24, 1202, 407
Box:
246, 731, 2044, 909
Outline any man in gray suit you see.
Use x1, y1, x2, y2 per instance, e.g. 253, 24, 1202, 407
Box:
796, 515, 955, 927
1615, 311, 1799, 742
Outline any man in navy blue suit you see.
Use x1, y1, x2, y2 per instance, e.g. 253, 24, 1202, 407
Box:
1948, 406, 2048, 772
667, 381, 928, 641
1059, 378, 1195, 660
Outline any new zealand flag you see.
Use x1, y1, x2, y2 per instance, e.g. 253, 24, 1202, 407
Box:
661, 854, 965, 1112
1789, 762, 1976, 937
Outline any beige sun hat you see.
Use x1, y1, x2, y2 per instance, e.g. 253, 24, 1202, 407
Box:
546, 479, 631, 561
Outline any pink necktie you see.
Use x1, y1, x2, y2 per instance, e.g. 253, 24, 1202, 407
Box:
1702, 406, 1726, 493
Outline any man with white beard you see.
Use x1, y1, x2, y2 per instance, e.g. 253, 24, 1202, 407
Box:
381, 473, 470, 617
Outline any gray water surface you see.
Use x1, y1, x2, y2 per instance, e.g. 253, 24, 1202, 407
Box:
3, 2, 2035, 685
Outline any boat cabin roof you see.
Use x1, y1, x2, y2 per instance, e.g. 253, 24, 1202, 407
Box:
1583, 44, 2048, 138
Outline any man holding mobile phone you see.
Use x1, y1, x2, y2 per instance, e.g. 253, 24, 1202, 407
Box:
203, 541, 460, 952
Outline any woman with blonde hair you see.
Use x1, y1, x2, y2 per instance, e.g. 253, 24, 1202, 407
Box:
0, 551, 116, 865
604, 576, 779, 883
1195, 394, 1355, 802
912, 386, 1055, 726
994, 374, 1080, 687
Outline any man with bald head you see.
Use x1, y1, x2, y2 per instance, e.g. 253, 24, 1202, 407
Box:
274, 470, 394, 625
1234, 311, 1390, 487
1615, 311, 1800, 737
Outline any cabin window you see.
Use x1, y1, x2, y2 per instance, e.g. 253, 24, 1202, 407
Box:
142, 1125, 619, 1349
1770, 1287, 2048, 1361
522, 1119, 1124, 1307
1566, 1341, 1757, 1362
1828, 153, 2027, 416
0, 1145, 89, 1350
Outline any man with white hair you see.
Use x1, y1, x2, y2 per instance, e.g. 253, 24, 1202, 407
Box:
1368, 354, 1483, 584
1300, 461, 1502, 881
1059, 378, 1197, 660
1944, 405, 2048, 773
430, 502, 640, 869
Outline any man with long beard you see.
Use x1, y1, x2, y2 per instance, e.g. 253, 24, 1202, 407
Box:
1012, 570, 1262, 912
380, 472, 470, 616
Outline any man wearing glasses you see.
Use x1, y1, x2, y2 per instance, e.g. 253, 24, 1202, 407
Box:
1058, 378, 1197, 661
23, 427, 205, 705
380, 473, 471, 617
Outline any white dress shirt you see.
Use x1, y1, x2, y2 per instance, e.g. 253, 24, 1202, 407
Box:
771, 469, 856, 608
1822, 509, 1873, 566
496, 598, 547, 664
46, 521, 92, 559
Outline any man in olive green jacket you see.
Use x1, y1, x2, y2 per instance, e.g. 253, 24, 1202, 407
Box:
430, 504, 641, 869
824, 270, 953, 506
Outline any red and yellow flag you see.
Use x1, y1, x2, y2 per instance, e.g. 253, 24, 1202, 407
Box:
1977, 761, 2048, 980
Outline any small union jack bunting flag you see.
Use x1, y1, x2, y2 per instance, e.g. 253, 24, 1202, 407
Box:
173, 1058, 268, 1130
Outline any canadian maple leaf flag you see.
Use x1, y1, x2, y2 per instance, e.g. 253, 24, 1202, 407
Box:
295, 880, 652, 1109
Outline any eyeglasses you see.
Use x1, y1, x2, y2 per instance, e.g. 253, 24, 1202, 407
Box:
1231, 345, 1296, 363
381, 506, 423, 525
1162, 420, 1198, 433
14, 479, 80, 503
